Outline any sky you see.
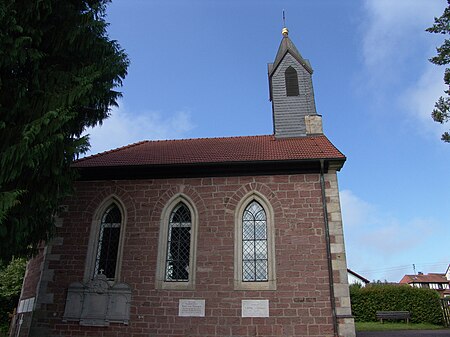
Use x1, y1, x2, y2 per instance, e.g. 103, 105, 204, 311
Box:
85, 0, 450, 282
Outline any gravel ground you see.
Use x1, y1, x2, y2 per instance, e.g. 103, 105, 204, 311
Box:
357, 330, 450, 337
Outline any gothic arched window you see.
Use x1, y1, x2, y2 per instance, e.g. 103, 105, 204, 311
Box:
165, 202, 192, 281
242, 200, 268, 281
285, 66, 299, 96
234, 193, 276, 290
94, 204, 122, 280
156, 195, 198, 290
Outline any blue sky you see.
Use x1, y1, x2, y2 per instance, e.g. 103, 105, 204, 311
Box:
86, 0, 450, 282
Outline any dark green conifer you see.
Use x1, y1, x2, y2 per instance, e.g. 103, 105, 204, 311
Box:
0, 0, 128, 261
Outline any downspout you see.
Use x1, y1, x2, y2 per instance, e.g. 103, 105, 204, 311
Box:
320, 159, 339, 337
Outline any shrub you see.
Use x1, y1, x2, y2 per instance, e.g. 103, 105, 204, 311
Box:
350, 284, 443, 325
0, 258, 26, 333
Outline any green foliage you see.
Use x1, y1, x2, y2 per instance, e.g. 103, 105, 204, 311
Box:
350, 284, 443, 325
427, 0, 450, 142
0, 0, 128, 261
0, 258, 26, 332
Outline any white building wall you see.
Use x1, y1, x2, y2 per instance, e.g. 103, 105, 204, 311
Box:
348, 273, 367, 287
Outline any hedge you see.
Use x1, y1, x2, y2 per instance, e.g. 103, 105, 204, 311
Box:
350, 284, 443, 325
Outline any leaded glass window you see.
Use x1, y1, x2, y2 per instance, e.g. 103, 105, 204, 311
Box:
242, 200, 268, 282
94, 204, 122, 280
285, 66, 299, 96
165, 202, 191, 281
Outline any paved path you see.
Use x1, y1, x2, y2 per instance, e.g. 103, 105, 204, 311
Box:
357, 330, 450, 337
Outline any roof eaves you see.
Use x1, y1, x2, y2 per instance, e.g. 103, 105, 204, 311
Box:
75, 157, 346, 181
269, 49, 313, 78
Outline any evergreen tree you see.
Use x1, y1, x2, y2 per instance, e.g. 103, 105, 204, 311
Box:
428, 0, 450, 142
0, 0, 128, 261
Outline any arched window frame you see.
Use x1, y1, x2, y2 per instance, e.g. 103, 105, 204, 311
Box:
285, 66, 300, 96
84, 197, 127, 283
156, 195, 198, 290
234, 192, 276, 290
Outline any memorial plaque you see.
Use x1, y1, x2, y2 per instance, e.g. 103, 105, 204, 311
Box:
179, 299, 205, 317
63, 276, 131, 326
241, 299, 269, 317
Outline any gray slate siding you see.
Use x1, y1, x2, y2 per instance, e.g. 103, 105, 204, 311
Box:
271, 53, 317, 138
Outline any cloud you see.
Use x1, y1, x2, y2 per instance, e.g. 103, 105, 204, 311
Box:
400, 65, 447, 139
360, 217, 434, 253
360, 0, 448, 138
341, 189, 442, 281
83, 101, 195, 155
341, 189, 435, 256
362, 0, 443, 72
340, 189, 375, 228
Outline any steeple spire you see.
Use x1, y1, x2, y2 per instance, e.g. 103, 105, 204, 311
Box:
282, 10, 289, 37
267, 26, 321, 138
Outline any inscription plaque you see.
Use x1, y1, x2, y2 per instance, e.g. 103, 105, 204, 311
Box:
242, 300, 269, 317
178, 299, 205, 317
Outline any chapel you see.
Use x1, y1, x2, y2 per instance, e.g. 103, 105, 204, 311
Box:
13, 27, 356, 337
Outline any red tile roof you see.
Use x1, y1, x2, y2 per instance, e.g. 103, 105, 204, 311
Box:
73, 135, 345, 168
399, 273, 448, 284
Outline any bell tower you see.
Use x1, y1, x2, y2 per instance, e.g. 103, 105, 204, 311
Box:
268, 27, 322, 138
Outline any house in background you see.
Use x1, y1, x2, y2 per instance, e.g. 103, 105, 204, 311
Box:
399, 267, 450, 298
13, 27, 356, 337
347, 269, 370, 287
445, 265, 450, 297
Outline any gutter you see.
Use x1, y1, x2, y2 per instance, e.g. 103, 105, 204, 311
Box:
320, 159, 339, 337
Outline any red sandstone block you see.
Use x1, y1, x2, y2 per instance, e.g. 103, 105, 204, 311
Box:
289, 175, 305, 182
201, 178, 213, 185
293, 324, 309, 335
296, 182, 315, 191
216, 324, 231, 336
305, 174, 319, 181
286, 190, 300, 198
198, 324, 216, 335
319, 323, 334, 335
283, 308, 297, 316
231, 325, 249, 335
306, 324, 320, 335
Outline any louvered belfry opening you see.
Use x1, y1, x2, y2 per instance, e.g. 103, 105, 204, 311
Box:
242, 200, 268, 282
285, 66, 299, 96
165, 202, 191, 281
94, 204, 122, 279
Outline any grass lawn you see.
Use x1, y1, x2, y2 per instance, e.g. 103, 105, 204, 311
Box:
355, 322, 446, 331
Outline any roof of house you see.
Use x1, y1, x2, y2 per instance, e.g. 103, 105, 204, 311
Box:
347, 269, 370, 284
399, 273, 448, 284
73, 134, 345, 168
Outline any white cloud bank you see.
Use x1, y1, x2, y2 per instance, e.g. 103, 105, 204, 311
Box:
362, 0, 443, 72
361, 0, 447, 139
84, 102, 195, 155
340, 189, 440, 280
401, 65, 447, 139
341, 189, 435, 254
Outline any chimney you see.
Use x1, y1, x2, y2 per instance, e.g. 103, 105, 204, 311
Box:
305, 114, 323, 135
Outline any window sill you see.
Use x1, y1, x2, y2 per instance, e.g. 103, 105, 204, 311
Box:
234, 280, 276, 291
156, 280, 195, 290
